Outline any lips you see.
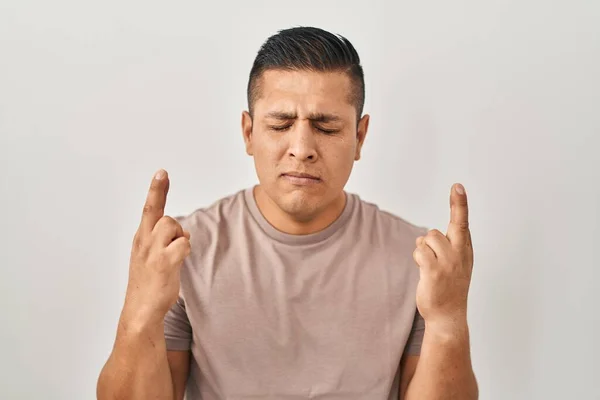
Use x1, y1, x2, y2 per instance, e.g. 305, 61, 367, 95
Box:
282, 172, 320, 180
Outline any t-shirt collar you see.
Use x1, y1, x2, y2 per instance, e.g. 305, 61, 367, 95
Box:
243, 186, 355, 246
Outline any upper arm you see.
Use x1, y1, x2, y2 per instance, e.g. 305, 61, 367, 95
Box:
399, 355, 420, 400
399, 309, 425, 399
164, 296, 192, 400
167, 350, 191, 400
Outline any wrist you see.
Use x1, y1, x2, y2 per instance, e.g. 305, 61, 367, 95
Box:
120, 296, 167, 336
114, 305, 167, 358
424, 313, 469, 342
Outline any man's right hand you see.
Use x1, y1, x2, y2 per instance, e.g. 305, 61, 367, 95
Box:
123, 169, 191, 326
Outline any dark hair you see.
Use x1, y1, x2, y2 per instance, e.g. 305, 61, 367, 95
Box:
247, 26, 365, 119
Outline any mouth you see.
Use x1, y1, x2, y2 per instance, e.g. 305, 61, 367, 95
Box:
281, 172, 321, 185
282, 172, 320, 179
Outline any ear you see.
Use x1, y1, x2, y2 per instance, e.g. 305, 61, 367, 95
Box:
241, 111, 254, 156
354, 114, 370, 161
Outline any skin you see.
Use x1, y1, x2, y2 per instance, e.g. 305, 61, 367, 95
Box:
97, 68, 477, 400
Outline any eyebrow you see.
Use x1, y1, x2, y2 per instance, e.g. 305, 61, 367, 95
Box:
265, 111, 342, 123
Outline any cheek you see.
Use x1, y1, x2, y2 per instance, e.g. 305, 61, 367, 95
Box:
252, 134, 286, 176
316, 142, 355, 188
253, 133, 285, 157
321, 136, 356, 165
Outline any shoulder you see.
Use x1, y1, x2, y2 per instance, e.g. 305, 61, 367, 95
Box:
173, 188, 248, 244
348, 193, 425, 286
351, 193, 428, 240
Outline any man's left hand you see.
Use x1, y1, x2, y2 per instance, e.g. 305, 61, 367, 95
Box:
413, 183, 474, 332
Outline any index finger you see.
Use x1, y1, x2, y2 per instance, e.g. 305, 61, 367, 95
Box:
139, 169, 170, 234
446, 183, 470, 247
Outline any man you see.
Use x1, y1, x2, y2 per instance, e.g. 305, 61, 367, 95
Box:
97, 27, 478, 399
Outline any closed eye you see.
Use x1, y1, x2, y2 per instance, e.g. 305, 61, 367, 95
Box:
315, 126, 339, 134
269, 125, 292, 132
268, 124, 339, 134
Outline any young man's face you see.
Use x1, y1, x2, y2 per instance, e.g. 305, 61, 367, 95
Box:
242, 69, 369, 221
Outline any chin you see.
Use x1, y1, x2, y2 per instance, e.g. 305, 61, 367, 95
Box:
272, 185, 335, 221
278, 191, 320, 218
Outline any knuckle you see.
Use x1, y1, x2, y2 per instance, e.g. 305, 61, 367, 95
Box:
161, 216, 178, 227
457, 221, 470, 231
132, 232, 142, 247
180, 238, 191, 252
427, 229, 443, 237
143, 203, 162, 215
132, 232, 150, 253
413, 248, 427, 264
155, 216, 177, 231
412, 247, 420, 259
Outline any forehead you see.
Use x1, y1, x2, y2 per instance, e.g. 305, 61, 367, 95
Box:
254, 69, 354, 117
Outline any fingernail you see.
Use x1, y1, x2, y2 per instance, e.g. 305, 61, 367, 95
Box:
155, 170, 165, 180
455, 184, 465, 195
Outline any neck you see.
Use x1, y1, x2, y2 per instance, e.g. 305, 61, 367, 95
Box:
253, 185, 347, 235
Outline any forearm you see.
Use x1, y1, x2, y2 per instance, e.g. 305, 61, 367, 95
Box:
97, 306, 174, 400
404, 318, 478, 400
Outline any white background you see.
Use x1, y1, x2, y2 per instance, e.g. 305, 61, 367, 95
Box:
1, 0, 599, 399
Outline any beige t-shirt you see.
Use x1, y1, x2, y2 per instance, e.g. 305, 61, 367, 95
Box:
165, 187, 426, 400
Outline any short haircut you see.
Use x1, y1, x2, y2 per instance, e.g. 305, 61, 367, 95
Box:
247, 26, 365, 119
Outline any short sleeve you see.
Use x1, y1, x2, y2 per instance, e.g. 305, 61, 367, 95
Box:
403, 309, 425, 356
164, 294, 193, 351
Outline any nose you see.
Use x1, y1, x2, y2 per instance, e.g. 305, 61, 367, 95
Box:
288, 122, 318, 162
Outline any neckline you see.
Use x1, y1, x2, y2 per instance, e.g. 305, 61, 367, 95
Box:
243, 186, 355, 246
